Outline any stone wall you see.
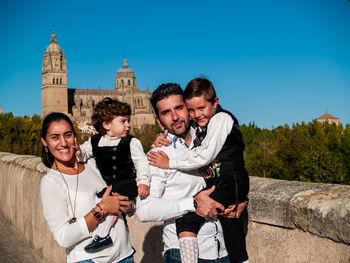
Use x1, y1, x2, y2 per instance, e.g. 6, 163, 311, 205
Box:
0, 152, 349, 263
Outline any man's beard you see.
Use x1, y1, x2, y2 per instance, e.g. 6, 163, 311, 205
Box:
167, 120, 190, 139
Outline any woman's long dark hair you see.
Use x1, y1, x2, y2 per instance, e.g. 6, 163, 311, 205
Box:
41, 112, 76, 168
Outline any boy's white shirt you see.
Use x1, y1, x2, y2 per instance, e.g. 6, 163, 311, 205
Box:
79, 135, 150, 186
169, 112, 234, 170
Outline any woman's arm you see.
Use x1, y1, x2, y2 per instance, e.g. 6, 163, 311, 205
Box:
40, 178, 126, 248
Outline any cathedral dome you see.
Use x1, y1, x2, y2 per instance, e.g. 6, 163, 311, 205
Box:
117, 57, 135, 77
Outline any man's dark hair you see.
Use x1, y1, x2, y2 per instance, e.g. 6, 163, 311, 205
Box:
92, 97, 131, 135
184, 77, 217, 103
150, 83, 183, 117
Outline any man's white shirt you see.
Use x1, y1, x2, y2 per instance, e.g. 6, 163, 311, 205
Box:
136, 128, 228, 260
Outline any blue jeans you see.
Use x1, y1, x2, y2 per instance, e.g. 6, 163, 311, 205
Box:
76, 254, 134, 263
164, 249, 230, 263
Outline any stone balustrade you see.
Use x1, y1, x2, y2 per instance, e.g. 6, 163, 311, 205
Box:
0, 152, 349, 263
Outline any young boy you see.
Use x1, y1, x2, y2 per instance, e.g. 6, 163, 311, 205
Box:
78, 97, 150, 252
148, 78, 250, 263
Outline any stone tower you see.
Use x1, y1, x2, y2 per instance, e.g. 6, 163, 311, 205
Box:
114, 57, 137, 92
41, 26, 68, 117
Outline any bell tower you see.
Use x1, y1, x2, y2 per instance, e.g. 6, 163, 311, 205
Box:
41, 26, 68, 117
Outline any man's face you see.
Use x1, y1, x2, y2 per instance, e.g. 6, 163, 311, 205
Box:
155, 94, 190, 138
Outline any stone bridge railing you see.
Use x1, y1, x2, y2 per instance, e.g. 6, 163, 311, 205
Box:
0, 152, 349, 263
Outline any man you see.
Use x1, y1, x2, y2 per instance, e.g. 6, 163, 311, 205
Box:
136, 83, 245, 263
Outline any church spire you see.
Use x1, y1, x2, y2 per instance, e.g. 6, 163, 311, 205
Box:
123, 56, 128, 67
50, 25, 57, 44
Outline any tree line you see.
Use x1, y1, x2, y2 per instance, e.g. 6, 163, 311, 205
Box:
0, 112, 348, 185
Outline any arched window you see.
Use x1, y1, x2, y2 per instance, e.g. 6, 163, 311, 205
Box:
53, 78, 55, 84
128, 79, 131, 85
56, 78, 59, 84
60, 78, 62, 84
121, 79, 124, 86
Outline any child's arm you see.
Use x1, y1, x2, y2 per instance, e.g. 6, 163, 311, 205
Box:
130, 138, 150, 197
76, 138, 94, 162
170, 112, 234, 170
149, 113, 234, 170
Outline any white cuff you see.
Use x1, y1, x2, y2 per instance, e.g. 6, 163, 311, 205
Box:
79, 216, 91, 237
178, 197, 196, 213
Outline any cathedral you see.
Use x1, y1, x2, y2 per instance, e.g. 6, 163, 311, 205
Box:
41, 27, 155, 129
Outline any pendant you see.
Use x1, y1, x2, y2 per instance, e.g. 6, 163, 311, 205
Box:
69, 217, 77, 224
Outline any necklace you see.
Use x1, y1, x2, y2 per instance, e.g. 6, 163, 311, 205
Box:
55, 161, 79, 224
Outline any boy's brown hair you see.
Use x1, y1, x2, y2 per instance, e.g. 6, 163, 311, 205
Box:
184, 77, 217, 103
92, 97, 131, 135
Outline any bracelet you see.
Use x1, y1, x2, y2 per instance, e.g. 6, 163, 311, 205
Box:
91, 208, 105, 222
96, 203, 105, 217
193, 196, 198, 209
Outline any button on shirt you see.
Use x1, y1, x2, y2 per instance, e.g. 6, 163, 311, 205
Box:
136, 129, 228, 260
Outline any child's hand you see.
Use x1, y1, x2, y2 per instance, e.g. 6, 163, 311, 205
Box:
138, 184, 150, 198
151, 130, 171, 148
73, 138, 81, 158
147, 150, 170, 169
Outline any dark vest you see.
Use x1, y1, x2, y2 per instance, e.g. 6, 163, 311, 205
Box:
91, 134, 137, 199
195, 105, 249, 203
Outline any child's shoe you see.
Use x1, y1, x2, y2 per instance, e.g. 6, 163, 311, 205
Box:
84, 234, 113, 252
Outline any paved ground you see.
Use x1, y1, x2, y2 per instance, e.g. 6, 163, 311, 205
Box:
0, 213, 45, 263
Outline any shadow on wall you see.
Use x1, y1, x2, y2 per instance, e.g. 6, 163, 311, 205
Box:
140, 225, 164, 263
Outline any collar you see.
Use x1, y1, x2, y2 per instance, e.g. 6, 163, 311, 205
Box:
103, 134, 121, 141
166, 129, 197, 149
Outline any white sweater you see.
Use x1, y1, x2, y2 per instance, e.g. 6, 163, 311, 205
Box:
40, 159, 134, 263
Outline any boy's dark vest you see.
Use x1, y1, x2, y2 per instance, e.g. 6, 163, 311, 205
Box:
195, 104, 250, 203
91, 134, 137, 199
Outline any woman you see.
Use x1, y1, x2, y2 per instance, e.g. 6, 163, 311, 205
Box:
40, 112, 135, 263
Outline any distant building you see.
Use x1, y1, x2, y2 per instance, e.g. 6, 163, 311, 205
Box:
41, 27, 155, 129
315, 113, 340, 126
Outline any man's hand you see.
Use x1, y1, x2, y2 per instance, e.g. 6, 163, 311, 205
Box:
151, 130, 171, 148
220, 201, 247, 218
194, 186, 225, 219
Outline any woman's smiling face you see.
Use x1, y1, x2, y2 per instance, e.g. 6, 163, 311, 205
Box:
41, 119, 76, 167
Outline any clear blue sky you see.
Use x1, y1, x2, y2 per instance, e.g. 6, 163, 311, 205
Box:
0, 0, 349, 129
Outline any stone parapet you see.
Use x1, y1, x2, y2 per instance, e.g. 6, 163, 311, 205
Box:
0, 152, 349, 263
249, 176, 350, 244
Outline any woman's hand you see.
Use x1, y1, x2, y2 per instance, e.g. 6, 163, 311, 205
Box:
99, 186, 129, 216
151, 130, 171, 148
112, 192, 134, 214
147, 150, 170, 169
